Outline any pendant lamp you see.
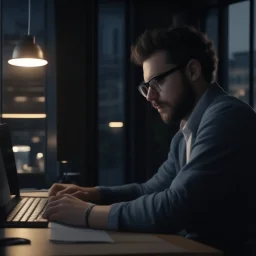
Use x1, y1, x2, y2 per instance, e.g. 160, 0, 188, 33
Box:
8, 0, 48, 67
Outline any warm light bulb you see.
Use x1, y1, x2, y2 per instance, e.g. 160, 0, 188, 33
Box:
109, 122, 124, 128
8, 58, 48, 67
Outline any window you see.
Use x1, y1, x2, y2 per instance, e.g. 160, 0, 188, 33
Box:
205, 8, 219, 57
228, 1, 250, 103
254, 0, 256, 110
112, 28, 119, 56
2, 0, 46, 174
98, 0, 125, 186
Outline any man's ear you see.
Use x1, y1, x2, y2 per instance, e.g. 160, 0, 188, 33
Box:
185, 59, 202, 82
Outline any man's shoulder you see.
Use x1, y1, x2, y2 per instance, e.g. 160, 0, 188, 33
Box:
197, 94, 256, 141
203, 93, 256, 121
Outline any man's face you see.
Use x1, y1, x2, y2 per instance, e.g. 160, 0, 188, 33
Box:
142, 51, 197, 124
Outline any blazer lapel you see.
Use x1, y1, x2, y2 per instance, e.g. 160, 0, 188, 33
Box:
179, 136, 187, 168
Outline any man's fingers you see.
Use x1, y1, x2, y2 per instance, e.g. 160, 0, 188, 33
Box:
48, 194, 73, 205
48, 184, 65, 197
46, 198, 63, 209
56, 187, 77, 196
56, 188, 68, 196
42, 204, 61, 219
71, 191, 89, 200
48, 194, 65, 203
71, 191, 83, 197
48, 212, 63, 222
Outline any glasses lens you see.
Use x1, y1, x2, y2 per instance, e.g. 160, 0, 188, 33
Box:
139, 85, 148, 97
149, 79, 161, 92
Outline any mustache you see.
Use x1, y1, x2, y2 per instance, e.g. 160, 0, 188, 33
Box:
152, 102, 169, 109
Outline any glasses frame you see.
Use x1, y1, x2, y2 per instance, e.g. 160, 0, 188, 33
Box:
138, 64, 185, 97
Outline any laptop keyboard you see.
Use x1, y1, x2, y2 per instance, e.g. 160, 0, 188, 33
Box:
7, 197, 48, 223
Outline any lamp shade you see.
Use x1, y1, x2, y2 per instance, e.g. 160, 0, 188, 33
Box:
8, 35, 48, 67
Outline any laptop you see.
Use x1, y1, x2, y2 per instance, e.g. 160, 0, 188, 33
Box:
0, 123, 48, 228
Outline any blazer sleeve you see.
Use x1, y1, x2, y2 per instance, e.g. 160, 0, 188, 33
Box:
97, 135, 179, 205
106, 101, 256, 232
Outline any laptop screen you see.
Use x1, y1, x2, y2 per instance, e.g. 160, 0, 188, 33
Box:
0, 124, 20, 197
0, 149, 11, 206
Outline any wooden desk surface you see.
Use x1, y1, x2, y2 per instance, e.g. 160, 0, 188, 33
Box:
0, 192, 222, 255
0, 228, 222, 256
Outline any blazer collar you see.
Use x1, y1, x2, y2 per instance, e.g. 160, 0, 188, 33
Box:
184, 82, 227, 134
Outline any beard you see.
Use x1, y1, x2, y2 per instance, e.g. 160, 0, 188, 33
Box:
158, 75, 197, 124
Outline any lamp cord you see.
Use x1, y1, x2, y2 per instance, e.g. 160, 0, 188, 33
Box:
28, 0, 31, 35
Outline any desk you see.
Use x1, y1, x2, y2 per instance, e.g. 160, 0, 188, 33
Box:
0, 192, 223, 256
0, 228, 222, 256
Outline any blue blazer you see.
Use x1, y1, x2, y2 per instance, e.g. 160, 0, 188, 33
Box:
98, 83, 256, 253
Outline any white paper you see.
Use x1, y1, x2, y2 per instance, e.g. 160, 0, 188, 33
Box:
49, 222, 114, 243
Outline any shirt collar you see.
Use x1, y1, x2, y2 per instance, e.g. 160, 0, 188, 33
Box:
180, 120, 187, 130
180, 119, 191, 139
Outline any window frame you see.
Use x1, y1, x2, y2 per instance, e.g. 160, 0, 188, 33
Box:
204, 0, 255, 108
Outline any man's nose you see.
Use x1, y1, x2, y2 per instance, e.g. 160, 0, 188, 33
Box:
146, 87, 159, 102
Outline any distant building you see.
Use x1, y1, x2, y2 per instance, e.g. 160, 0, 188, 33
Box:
228, 51, 256, 106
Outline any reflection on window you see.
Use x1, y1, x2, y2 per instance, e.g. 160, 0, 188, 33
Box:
98, 0, 125, 186
2, 0, 46, 173
228, 1, 250, 103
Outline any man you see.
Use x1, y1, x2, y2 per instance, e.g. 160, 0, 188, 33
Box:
43, 26, 256, 255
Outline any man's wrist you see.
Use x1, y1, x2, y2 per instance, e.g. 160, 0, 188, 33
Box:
84, 204, 96, 228
88, 205, 111, 230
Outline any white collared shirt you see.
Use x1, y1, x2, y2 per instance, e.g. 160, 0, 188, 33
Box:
180, 120, 192, 163
179, 83, 222, 164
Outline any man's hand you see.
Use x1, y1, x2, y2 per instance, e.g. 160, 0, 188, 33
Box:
48, 183, 100, 202
42, 194, 93, 226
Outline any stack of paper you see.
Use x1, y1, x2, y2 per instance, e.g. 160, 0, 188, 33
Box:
49, 222, 114, 243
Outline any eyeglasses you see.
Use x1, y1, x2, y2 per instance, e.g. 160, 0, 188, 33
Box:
138, 65, 184, 98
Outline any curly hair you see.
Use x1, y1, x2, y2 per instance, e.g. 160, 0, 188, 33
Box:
130, 26, 218, 84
